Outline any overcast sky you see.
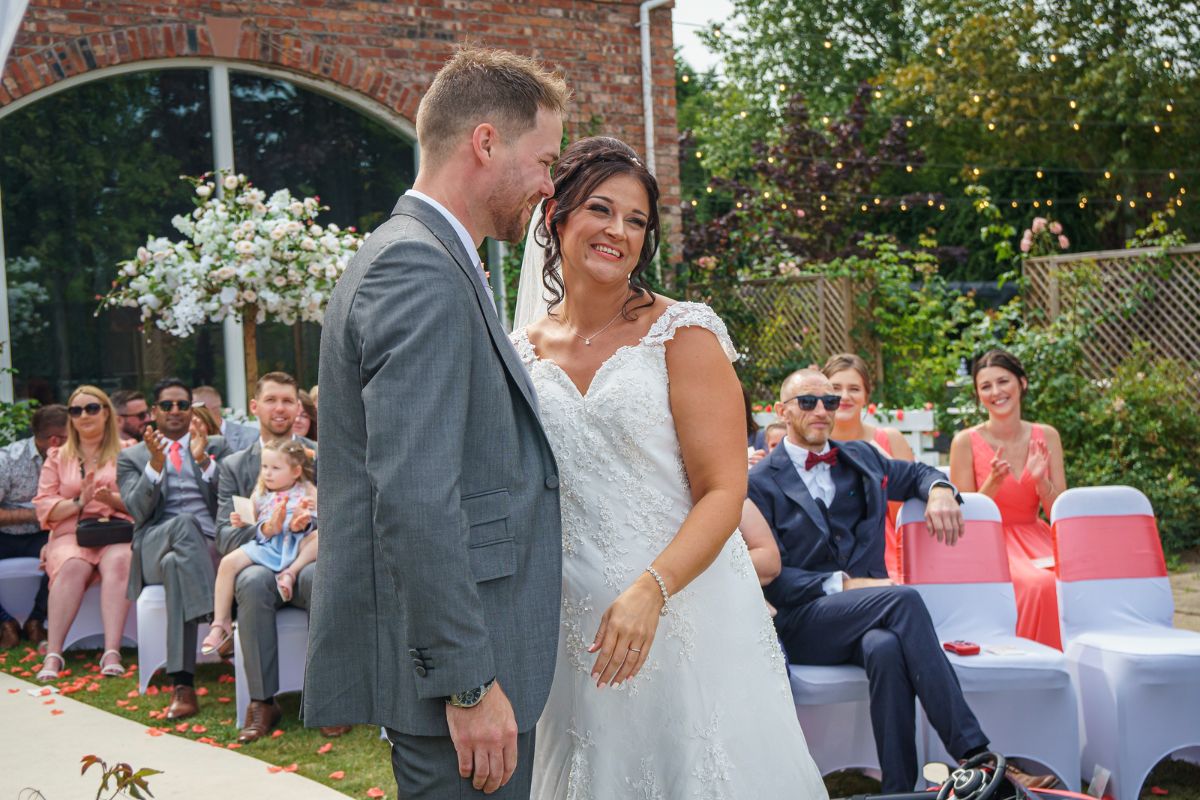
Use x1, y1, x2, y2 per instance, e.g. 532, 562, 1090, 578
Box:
672, 0, 735, 74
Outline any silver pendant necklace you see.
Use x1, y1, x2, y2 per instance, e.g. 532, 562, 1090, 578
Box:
571, 299, 629, 346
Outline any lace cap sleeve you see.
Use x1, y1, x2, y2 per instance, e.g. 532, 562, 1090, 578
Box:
510, 327, 536, 365
644, 302, 739, 363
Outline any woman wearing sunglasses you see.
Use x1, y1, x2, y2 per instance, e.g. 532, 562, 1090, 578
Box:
822, 354, 915, 579
32, 386, 134, 680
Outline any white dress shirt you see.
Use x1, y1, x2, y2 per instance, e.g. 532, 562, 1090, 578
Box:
782, 437, 846, 595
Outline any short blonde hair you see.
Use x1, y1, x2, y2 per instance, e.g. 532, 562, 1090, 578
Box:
416, 46, 570, 169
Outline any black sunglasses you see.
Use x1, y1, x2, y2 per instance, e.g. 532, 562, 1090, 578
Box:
785, 394, 842, 412
68, 403, 104, 418
119, 410, 150, 420
156, 400, 192, 412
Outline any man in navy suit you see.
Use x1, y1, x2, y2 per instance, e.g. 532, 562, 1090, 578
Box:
749, 369, 1056, 793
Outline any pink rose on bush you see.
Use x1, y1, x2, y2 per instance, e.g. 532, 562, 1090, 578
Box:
1031, 217, 1048, 234
1049, 221, 1063, 235
1058, 234, 1070, 250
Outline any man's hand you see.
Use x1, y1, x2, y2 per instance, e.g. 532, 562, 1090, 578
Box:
145, 428, 167, 473
189, 417, 210, 467
748, 449, 767, 467
844, 577, 894, 591
446, 681, 518, 794
925, 485, 964, 545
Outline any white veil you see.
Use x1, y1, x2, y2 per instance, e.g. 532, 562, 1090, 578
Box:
512, 200, 554, 331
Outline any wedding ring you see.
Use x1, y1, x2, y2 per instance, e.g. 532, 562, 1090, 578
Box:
629, 647, 642, 653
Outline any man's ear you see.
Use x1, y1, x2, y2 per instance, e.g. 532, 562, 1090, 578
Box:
249, 398, 258, 418
471, 122, 498, 164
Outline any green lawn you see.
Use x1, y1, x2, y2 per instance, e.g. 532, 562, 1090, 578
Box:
3, 642, 1198, 799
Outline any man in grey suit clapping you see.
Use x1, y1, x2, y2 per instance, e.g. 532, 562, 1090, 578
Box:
304, 47, 568, 798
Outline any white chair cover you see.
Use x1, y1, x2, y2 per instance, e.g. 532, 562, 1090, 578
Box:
788, 663, 890, 781
135, 585, 221, 695
898, 494, 1080, 790
234, 607, 308, 727
1052, 486, 1200, 799
0, 556, 42, 625
64, 582, 137, 652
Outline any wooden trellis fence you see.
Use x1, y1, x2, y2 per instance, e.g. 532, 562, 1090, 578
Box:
1024, 244, 1200, 392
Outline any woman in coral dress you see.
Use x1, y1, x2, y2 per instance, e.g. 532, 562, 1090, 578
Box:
823, 353, 914, 579
950, 350, 1066, 649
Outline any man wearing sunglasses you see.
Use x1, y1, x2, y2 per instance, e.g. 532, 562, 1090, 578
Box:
117, 378, 231, 720
111, 390, 151, 443
748, 369, 1055, 793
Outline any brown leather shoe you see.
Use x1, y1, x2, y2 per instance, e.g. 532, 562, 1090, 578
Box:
22, 618, 47, 648
319, 724, 353, 738
237, 699, 282, 743
1006, 763, 1059, 790
0, 620, 19, 649
163, 685, 199, 720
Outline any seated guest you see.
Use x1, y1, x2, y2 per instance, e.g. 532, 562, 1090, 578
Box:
293, 391, 317, 441
118, 378, 231, 718
949, 349, 1065, 650
763, 421, 786, 453
0, 404, 68, 649
192, 386, 259, 453
308, 384, 318, 410
111, 390, 150, 443
823, 353, 915, 578
191, 404, 222, 437
214, 372, 346, 742
749, 369, 1056, 793
33, 389, 133, 679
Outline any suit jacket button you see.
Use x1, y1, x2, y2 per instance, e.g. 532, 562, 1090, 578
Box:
407, 649, 419, 658
545, 475, 559, 489
415, 665, 427, 677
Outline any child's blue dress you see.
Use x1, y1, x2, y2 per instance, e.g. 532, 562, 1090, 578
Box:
239, 484, 315, 571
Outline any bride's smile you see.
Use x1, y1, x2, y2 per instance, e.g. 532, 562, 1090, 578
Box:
554, 173, 649, 288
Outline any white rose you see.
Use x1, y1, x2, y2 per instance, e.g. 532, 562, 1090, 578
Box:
223, 174, 239, 191
137, 247, 151, 263
196, 184, 213, 198
235, 240, 255, 255
272, 275, 287, 287
286, 220, 303, 235
308, 264, 324, 277
325, 265, 339, 280
300, 237, 318, 251
289, 202, 305, 217
241, 290, 257, 303
122, 263, 139, 277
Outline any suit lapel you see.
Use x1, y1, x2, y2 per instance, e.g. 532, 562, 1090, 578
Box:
768, 443, 831, 540
392, 196, 539, 417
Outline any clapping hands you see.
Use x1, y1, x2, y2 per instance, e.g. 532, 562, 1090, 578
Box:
290, 497, 314, 532
987, 445, 1012, 485
260, 497, 288, 538
1026, 438, 1051, 483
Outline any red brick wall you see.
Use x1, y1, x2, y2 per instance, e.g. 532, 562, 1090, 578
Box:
2, 0, 680, 257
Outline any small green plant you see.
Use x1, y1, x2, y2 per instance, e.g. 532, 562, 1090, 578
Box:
80, 755, 160, 800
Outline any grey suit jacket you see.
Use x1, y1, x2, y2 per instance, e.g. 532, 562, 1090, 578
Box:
303, 195, 562, 736
215, 436, 317, 556
222, 420, 260, 454
116, 435, 230, 598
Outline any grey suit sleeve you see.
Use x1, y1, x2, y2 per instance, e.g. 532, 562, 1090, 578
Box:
117, 450, 160, 528
355, 239, 495, 700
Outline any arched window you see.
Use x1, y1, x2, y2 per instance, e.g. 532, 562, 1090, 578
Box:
0, 63, 415, 406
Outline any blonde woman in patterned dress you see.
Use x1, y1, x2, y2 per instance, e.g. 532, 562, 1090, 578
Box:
512, 137, 827, 799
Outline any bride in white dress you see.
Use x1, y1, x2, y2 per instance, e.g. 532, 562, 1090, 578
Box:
512, 137, 827, 800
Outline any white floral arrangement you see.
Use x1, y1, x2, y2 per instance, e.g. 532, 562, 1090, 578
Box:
101, 172, 364, 337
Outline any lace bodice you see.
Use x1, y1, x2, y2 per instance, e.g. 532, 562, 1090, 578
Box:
515, 302, 827, 800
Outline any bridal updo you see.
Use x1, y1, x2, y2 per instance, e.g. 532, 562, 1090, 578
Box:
535, 136, 660, 318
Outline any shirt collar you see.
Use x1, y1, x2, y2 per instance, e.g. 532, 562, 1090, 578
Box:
405, 189, 481, 267
18, 437, 41, 465
782, 437, 831, 472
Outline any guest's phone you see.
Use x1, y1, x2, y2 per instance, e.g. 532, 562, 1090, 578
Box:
943, 640, 980, 656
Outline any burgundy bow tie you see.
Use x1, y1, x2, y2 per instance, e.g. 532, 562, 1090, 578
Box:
804, 447, 838, 470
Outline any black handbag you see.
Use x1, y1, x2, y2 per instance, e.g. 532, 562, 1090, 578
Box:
75, 516, 134, 548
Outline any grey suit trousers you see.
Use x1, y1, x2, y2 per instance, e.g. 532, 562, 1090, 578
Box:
134, 514, 217, 675
235, 562, 314, 700
386, 728, 536, 800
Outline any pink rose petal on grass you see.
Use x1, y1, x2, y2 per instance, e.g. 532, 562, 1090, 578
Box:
218, 696, 232, 703
317, 742, 333, 754
267, 765, 283, 774
328, 770, 345, 780
366, 789, 386, 799
146, 728, 164, 737
271, 729, 284, 738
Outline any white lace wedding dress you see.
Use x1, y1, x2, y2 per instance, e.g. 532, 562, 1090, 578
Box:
514, 302, 828, 800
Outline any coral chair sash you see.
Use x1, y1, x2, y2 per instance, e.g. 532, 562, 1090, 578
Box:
899, 519, 1011, 584
1053, 514, 1166, 582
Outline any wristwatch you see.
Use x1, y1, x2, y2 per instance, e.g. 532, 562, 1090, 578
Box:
446, 677, 496, 709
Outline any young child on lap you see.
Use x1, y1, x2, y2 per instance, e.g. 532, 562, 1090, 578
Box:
201, 440, 317, 655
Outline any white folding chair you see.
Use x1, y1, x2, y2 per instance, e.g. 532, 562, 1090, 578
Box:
63, 582, 137, 652
898, 494, 1080, 790
134, 586, 220, 694
1052, 486, 1200, 800
0, 557, 43, 626
234, 607, 308, 727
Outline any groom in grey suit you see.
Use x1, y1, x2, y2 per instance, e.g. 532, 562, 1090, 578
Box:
304, 48, 569, 798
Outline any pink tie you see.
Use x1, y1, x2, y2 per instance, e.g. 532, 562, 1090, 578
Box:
169, 441, 183, 473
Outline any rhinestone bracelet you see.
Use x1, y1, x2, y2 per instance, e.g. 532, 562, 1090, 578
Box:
646, 566, 670, 616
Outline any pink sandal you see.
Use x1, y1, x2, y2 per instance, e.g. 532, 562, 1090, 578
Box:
200, 622, 233, 656
276, 572, 296, 603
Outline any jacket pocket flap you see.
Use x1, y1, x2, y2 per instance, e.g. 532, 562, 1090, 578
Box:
469, 537, 515, 583
461, 488, 510, 526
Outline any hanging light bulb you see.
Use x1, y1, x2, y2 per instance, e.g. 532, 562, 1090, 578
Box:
873, 197, 881, 205
681, 74, 690, 84
820, 194, 827, 201
706, 186, 713, 193
1033, 200, 1041, 208
739, 111, 748, 119
736, 201, 743, 208
1129, 199, 1136, 207
1154, 124, 1162, 134
905, 119, 914, 128
972, 93, 981, 103
1169, 171, 1176, 180
781, 203, 788, 210
779, 83, 787, 92
1050, 53, 1058, 63
824, 39, 833, 49
873, 89, 883, 99
1166, 102, 1174, 113
936, 46, 945, 56
835, 161, 844, 169
905, 165, 914, 173
822, 115, 830, 125
767, 156, 775, 163
972, 167, 981, 177
860, 203, 868, 211
1146, 191, 1153, 199
1036, 169, 1044, 179
695, 151, 703, 159
927, 199, 935, 206
987, 122, 996, 131
938, 203, 946, 211
820, 204, 827, 211
1163, 58, 1172, 68
1072, 122, 1081, 131
690, 199, 698, 207
1116, 193, 1123, 201
763, 191, 771, 199
1069, 99, 1077, 109
901, 203, 908, 211
1011, 201, 1018, 208
1104, 170, 1112, 180
1046, 199, 1053, 206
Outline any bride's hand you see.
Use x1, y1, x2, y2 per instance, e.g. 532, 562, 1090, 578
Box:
587, 573, 665, 688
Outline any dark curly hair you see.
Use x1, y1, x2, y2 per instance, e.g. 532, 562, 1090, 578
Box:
534, 136, 659, 318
